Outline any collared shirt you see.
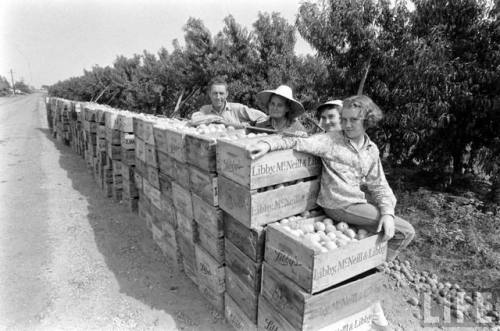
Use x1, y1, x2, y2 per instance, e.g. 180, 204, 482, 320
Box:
263, 131, 396, 216
191, 102, 268, 126
255, 118, 308, 135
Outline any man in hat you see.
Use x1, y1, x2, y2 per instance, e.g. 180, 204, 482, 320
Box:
191, 77, 268, 126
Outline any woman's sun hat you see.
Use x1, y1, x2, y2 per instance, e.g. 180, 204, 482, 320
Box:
256, 85, 305, 119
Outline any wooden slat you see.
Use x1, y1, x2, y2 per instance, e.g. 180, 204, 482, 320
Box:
188, 165, 218, 206
225, 266, 259, 323
216, 137, 321, 190
218, 176, 320, 228
223, 213, 265, 262
135, 138, 146, 162
192, 194, 223, 238
224, 293, 257, 331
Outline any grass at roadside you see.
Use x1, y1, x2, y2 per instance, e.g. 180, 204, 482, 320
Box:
394, 187, 500, 292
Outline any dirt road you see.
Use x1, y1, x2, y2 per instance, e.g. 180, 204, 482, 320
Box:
0, 94, 231, 330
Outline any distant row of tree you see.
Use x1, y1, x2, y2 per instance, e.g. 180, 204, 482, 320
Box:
49, 0, 500, 191
0, 76, 32, 96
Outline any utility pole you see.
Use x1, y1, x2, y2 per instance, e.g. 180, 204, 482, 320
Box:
10, 69, 15, 95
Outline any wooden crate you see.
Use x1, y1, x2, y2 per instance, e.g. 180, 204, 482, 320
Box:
172, 182, 193, 219
142, 120, 155, 145
195, 244, 225, 293
192, 194, 223, 238
146, 165, 160, 189
121, 133, 135, 150
133, 117, 143, 140
189, 165, 218, 206
265, 219, 387, 293
133, 172, 143, 192
135, 138, 146, 162
258, 296, 376, 331
153, 125, 168, 154
135, 159, 146, 178
121, 163, 134, 182
225, 266, 259, 324
145, 143, 158, 167
157, 151, 175, 178
106, 128, 121, 145
173, 158, 190, 189
177, 211, 197, 242
159, 173, 173, 197
161, 195, 176, 227
261, 263, 381, 331
177, 232, 198, 285
185, 132, 219, 172
122, 178, 138, 199
224, 294, 257, 331
143, 179, 161, 210
218, 176, 320, 228
224, 213, 265, 262
216, 137, 321, 190
225, 240, 261, 293
107, 144, 121, 160
198, 281, 224, 313
196, 223, 224, 263
121, 148, 135, 166
152, 221, 179, 264
164, 127, 187, 163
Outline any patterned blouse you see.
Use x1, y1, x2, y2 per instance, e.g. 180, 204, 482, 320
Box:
263, 131, 396, 216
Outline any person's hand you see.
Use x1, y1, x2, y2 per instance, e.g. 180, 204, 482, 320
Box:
377, 214, 395, 242
247, 142, 270, 160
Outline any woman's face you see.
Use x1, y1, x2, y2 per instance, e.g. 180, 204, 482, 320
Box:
319, 107, 341, 132
268, 95, 289, 119
341, 106, 365, 140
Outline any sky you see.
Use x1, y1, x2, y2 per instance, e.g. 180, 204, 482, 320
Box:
0, 0, 315, 88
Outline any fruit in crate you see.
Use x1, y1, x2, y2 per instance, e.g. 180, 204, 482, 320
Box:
277, 215, 374, 253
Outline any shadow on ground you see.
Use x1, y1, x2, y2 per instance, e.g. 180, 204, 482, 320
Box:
38, 128, 230, 330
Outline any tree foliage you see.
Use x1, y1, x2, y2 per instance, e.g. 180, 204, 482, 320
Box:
49, 2, 500, 187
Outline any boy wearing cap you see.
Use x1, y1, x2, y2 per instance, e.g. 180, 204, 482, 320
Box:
317, 100, 343, 132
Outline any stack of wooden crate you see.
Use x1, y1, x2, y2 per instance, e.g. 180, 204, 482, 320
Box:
118, 112, 138, 213
215, 135, 322, 329
259, 215, 388, 330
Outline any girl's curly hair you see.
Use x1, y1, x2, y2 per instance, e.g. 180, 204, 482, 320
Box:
342, 95, 383, 129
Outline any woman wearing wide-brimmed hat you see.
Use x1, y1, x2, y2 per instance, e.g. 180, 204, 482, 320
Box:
254, 85, 307, 135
